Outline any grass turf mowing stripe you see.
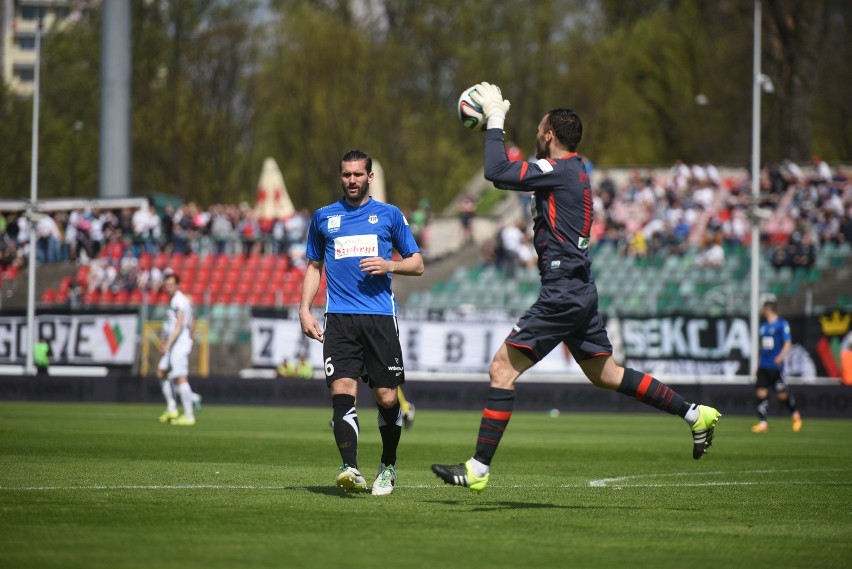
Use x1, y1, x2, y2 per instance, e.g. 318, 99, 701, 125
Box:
1, 402, 851, 569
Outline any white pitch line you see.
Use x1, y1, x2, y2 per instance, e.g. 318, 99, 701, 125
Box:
588, 468, 847, 488
1, 468, 847, 492
0, 485, 296, 491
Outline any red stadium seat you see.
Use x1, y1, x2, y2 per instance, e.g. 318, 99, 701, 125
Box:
76, 265, 90, 286
2, 266, 19, 279
139, 252, 153, 270
84, 290, 101, 305
40, 288, 57, 303
154, 252, 169, 269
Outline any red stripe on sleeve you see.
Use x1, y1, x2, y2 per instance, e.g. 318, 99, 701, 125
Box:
582, 188, 592, 236
548, 193, 564, 242
483, 408, 513, 421
519, 161, 529, 180
635, 374, 653, 401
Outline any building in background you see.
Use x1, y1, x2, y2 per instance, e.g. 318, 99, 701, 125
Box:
1, 0, 95, 96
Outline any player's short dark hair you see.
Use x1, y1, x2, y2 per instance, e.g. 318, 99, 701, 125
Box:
546, 109, 583, 152
164, 271, 180, 285
341, 149, 372, 173
763, 300, 778, 312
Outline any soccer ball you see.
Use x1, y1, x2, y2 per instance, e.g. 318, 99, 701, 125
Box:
457, 85, 486, 131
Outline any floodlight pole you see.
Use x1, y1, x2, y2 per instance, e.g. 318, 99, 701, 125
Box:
25, 15, 43, 376
749, 0, 762, 378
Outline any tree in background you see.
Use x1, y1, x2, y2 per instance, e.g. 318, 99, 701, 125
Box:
1, 0, 849, 210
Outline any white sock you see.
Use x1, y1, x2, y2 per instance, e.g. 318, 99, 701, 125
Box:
178, 382, 195, 420
683, 403, 700, 425
191, 391, 201, 403
161, 381, 177, 413
469, 457, 490, 477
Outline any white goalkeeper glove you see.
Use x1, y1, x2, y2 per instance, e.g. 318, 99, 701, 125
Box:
471, 82, 511, 130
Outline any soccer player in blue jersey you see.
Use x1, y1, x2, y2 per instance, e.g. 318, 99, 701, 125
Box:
300, 149, 425, 495
432, 82, 722, 492
751, 297, 802, 433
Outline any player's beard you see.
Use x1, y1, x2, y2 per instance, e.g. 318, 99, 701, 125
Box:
535, 137, 547, 159
342, 181, 370, 204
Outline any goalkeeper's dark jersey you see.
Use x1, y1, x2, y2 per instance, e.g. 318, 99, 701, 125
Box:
483, 128, 594, 282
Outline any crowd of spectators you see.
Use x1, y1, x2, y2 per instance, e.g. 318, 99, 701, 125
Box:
2, 156, 849, 298
479, 156, 850, 275
0, 200, 313, 297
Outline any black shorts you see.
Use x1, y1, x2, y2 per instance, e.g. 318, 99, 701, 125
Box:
756, 368, 788, 392
506, 276, 612, 363
323, 313, 405, 389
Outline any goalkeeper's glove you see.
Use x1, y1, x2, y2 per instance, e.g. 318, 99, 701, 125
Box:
471, 82, 511, 130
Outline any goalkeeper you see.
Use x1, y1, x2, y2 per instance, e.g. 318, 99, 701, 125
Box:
432, 83, 722, 492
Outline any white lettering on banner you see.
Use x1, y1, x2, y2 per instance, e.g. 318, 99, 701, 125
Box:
250, 313, 751, 377
622, 317, 750, 360
661, 317, 688, 356
250, 317, 317, 368
334, 234, 378, 259
687, 319, 708, 358
721, 319, 751, 358
0, 314, 138, 365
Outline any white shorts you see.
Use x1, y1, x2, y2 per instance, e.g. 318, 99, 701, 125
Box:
157, 339, 192, 380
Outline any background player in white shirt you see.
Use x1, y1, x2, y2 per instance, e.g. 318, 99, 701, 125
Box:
157, 272, 200, 426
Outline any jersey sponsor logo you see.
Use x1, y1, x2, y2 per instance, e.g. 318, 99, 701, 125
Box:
368, 214, 378, 224
578, 236, 590, 249
334, 234, 379, 259
327, 215, 342, 233
550, 260, 561, 269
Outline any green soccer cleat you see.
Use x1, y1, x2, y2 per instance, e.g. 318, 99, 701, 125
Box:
371, 464, 396, 496
431, 459, 490, 493
691, 405, 721, 459
170, 416, 196, 426
336, 466, 367, 493
158, 410, 179, 424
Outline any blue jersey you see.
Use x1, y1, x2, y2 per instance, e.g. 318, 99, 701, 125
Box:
758, 317, 791, 370
305, 197, 419, 315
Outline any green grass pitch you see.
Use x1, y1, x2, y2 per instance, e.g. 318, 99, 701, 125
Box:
1, 402, 851, 569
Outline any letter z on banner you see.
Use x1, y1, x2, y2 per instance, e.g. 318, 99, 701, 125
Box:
0, 313, 138, 365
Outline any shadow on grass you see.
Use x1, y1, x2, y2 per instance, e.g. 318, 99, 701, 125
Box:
424, 499, 654, 512
424, 500, 579, 511
303, 486, 369, 498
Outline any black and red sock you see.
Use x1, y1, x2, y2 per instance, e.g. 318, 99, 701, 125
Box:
473, 387, 515, 465
617, 368, 691, 418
